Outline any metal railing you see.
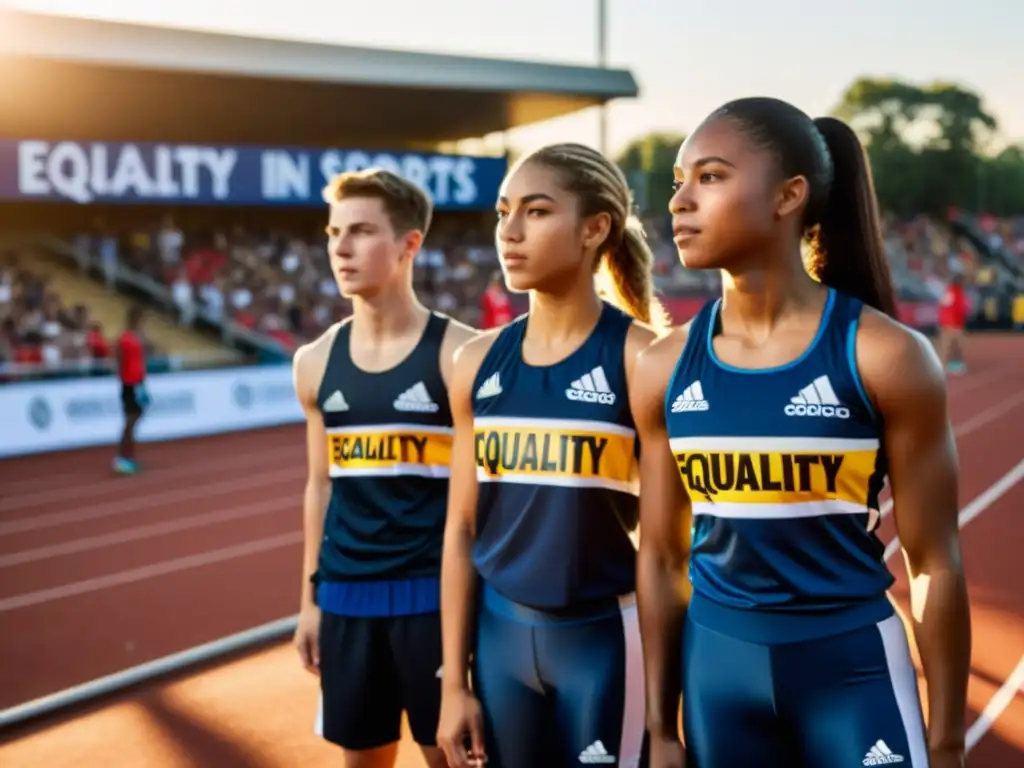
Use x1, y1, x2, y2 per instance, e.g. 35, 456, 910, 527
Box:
0, 616, 298, 730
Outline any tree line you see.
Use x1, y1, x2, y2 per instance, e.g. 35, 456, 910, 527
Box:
616, 77, 1024, 220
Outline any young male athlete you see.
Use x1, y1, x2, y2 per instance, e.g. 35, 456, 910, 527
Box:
292, 168, 475, 768
633, 98, 970, 768
113, 304, 148, 475
436, 142, 668, 768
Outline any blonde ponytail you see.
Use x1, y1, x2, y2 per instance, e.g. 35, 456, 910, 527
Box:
597, 216, 671, 328
520, 142, 672, 329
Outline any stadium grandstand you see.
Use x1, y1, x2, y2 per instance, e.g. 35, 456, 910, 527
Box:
2, 9, 1022, 391
0, 7, 637, 386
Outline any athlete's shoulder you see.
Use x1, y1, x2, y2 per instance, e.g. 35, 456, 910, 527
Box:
453, 326, 504, 371
294, 320, 347, 366
440, 327, 504, 408
857, 306, 940, 371
433, 314, 479, 390
628, 320, 693, 418
292, 320, 347, 406
854, 306, 946, 411
625, 317, 669, 358
438, 314, 479, 351
637, 319, 693, 373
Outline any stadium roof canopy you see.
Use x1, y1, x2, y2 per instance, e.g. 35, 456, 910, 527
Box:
0, 10, 639, 147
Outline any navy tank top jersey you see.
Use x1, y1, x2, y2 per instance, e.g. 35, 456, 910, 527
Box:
471, 302, 639, 610
315, 312, 453, 617
665, 288, 893, 643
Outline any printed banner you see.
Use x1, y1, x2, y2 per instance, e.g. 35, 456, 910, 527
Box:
0, 140, 507, 210
0, 364, 304, 458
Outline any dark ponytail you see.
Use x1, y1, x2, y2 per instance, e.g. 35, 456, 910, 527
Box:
807, 117, 897, 318
710, 98, 898, 318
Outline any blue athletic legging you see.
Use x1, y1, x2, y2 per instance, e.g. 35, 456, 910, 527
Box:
682, 612, 929, 767
472, 583, 648, 768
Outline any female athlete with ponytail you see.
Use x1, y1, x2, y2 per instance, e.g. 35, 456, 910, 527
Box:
436, 142, 667, 768
633, 98, 970, 768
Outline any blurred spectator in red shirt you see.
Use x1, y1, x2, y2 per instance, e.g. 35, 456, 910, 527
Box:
87, 322, 111, 361
480, 272, 513, 329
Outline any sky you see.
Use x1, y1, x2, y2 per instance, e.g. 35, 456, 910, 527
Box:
8, 0, 1023, 157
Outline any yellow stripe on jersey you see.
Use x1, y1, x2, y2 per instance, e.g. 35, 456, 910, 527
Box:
475, 416, 638, 495
668, 436, 882, 518
327, 423, 453, 479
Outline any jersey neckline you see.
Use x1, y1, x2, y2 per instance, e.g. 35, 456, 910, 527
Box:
705, 288, 836, 375
516, 301, 616, 371
344, 310, 438, 377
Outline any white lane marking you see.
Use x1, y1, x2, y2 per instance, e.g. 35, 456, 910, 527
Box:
965, 655, 1024, 752
0, 533, 301, 613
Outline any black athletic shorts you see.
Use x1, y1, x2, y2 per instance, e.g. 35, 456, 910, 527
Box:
316, 610, 443, 750
120, 383, 144, 417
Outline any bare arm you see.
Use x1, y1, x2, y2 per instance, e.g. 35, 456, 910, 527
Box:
858, 312, 971, 755
630, 329, 693, 740
439, 334, 494, 693
439, 318, 480, 389
292, 339, 332, 612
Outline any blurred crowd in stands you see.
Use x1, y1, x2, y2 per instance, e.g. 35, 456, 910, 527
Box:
2, 210, 1022, 378
0, 253, 113, 379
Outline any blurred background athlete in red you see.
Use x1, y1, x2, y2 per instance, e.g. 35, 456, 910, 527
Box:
938, 274, 969, 374
113, 304, 149, 474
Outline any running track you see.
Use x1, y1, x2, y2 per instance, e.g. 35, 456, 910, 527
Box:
0, 336, 1021, 767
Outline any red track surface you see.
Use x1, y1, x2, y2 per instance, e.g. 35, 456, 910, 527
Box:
1, 336, 1022, 767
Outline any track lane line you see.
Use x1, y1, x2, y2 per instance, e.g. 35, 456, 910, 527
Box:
884, 458, 1024, 563
884, 458, 1024, 754
0, 497, 293, 568
878, 389, 1024, 521
0, 443, 300, 514
0, 467, 301, 537
0, 532, 302, 613
0, 426, 301, 500
965, 655, 1024, 752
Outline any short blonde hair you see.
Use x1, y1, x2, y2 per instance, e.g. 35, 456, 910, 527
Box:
322, 168, 433, 236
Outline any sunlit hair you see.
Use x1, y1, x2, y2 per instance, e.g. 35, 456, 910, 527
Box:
322, 168, 433, 236
518, 143, 669, 328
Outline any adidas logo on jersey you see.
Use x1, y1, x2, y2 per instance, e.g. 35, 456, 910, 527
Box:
784, 375, 850, 419
578, 740, 616, 764
323, 390, 349, 412
476, 372, 503, 399
566, 366, 616, 405
671, 380, 709, 412
393, 382, 440, 413
862, 740, 904, 765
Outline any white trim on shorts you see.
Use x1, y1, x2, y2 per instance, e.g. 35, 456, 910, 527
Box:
876, 614, 929, 767
617, 594, 646, 768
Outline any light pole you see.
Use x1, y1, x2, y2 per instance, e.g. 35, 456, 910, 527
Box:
597, 0, 608, 155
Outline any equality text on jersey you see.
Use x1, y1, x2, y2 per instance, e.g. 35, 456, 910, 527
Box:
473, 417, 637, 494
326, 425, 452, 477
676, 451, 847, 501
